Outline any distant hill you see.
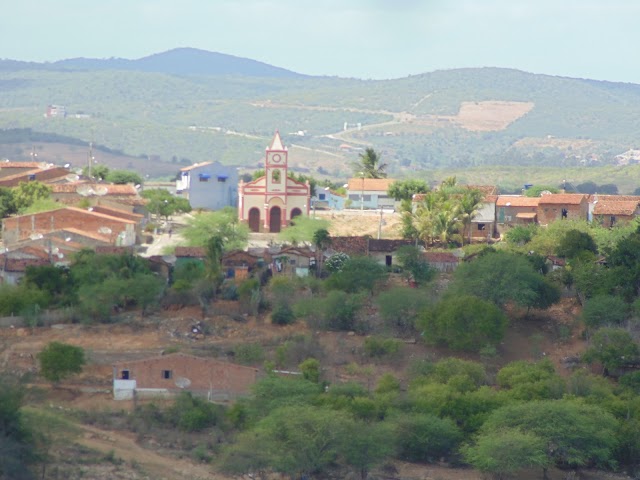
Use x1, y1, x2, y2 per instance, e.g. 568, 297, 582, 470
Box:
1, 48, 303, 78
3, 50, 640, 187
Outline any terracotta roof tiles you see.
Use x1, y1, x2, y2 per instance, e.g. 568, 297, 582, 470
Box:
347, 178, 395, 192
538, 193, 587, 205
496, 196, 540, 207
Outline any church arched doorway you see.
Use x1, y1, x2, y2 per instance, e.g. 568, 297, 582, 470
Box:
269, 206, 281, 233
290, 207, 302, 221
248, 208, 260, 232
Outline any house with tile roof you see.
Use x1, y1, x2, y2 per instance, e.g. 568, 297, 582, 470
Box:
590, 195, 640, 227
496, 195, 541, 232
176, 161, 238, 210
238, 132, 310, 233
1, 207, 137, 247
537, 193, 588, 225
346, 177, 395, 210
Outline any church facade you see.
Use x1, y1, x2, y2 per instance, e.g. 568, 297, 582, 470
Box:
238, 132, 310, 233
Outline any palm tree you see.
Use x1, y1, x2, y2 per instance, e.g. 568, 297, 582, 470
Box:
459, 189, 484, 245
354, 148, 387, 179
312, 228, 331, 277
432, 202, 463, 245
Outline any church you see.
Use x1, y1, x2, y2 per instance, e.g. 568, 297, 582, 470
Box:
238, 132, 310, 233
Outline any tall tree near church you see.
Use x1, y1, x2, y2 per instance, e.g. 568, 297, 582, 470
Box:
354, 148, 387, 179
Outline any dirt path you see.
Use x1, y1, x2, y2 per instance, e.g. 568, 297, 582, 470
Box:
77, 423, 225, 480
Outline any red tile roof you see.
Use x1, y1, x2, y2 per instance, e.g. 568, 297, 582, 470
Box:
180, 162, 213, 172
593, 200, 639, 216
0, 256, 50, 272
496, 196, 540, 207
538, 193, 587, 205
328, 236, 369, 256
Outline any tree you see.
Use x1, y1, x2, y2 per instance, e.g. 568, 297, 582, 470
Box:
0, 377, 37, 480
581, 295, 629, 329
377, 286, 431, 333
396, 245, 435, 285
181, 207, 248, 250
450, 251, 560, 311
463, 429, 551, 479
583, 327, 639, 373
38, 342, 85, 382
141, 189, 191, 221
299, 358, 321, 383
312, 228, 331, 277
388, 179, 429, 201
105, 169, 143, 185
524, 185, 559, 197
354, 147, 387, 179
419, 295, 508, 351
478, 400, 619, 473
392, 413, 462, 463
13, 181, 51, 210
326, 256, 387, 294
83, 164, 109, 180
606, 230, 640, 300
459, 189, 484, 245
496, 359, 565, 400
342, 421, 396, 480
325, 252, 349, 273
278, 217, 330, 245
556, 229, 598, 259
0, 187, 17, 218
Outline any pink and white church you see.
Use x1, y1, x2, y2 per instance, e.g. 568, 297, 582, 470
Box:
238, 132, 311, 233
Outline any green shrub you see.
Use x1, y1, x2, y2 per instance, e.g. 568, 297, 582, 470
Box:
364, 336, 402, 358
233, 343, 265, 365
271, 302, 296, 325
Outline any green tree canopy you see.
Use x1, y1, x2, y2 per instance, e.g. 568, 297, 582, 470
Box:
556, 229, 598, 258
181, 207, 248, 250
581, 295, 629, 329
450, 251, 560, 311
38, 342, 85, 382
13, 181, 51, 211
0, 187, 17, 218
325, 256, 387, 293
388, 179, 430, 201
583, 327, 639, 372
524, 185, 559, 197
141, 188, 191, 221
353, 148, 387, 179
105, 169, 143, 185
477, 400, 619, 470
419, 294, 508, 351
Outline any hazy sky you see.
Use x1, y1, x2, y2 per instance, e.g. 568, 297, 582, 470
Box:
3, 0, 639, 82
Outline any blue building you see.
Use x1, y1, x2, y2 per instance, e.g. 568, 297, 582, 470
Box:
176, 162, 238, 210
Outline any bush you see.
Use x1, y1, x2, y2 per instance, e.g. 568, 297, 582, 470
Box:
233, 343, 265, 365
419, 295, 508, 352
392, 413, 463, 463
364, 336, 402, 358
295, 291, 364, 331
377, 287, 432, 333
582, 295, 629, 329
271, 302, 296, 325
38, 342, 85, 382
326, 256, 387, 293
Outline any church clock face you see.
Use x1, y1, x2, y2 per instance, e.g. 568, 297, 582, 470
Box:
272, 154, 282, 164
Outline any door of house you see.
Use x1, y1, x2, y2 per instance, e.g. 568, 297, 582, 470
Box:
269, 206, 281, 233
248, 208, 260, 232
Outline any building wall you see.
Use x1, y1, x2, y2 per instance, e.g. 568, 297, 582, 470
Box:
113, 354, 258, 398
178, 163, 238, 210
346, 190, 395, 209
537, 201, 587, 225
2, 208, 136, 247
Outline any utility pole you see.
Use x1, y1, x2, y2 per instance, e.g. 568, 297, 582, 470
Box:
88, 142, 94, 178
377, 208, 383, 239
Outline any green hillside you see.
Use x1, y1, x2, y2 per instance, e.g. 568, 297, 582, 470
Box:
2, 54, 640, 182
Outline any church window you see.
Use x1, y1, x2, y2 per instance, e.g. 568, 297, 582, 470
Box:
272, 169, 281, 184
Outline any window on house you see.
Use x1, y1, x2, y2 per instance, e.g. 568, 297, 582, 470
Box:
477, 223, 486, 231
162, 370, 172, 379
610, 216, 616, 227
121, 370, 130, 380
348, 194, 359, 200
363, 195, 372, 201
217, 175, 228, 183
199, 173, 210, 182
290, 259, 296, 265
385, 255, 392, 266
561, 208, 568, 219
28, 174, 36, 181
318, 193, 326, 200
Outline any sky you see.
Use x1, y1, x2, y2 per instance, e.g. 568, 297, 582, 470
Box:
3, 0, 639, 83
